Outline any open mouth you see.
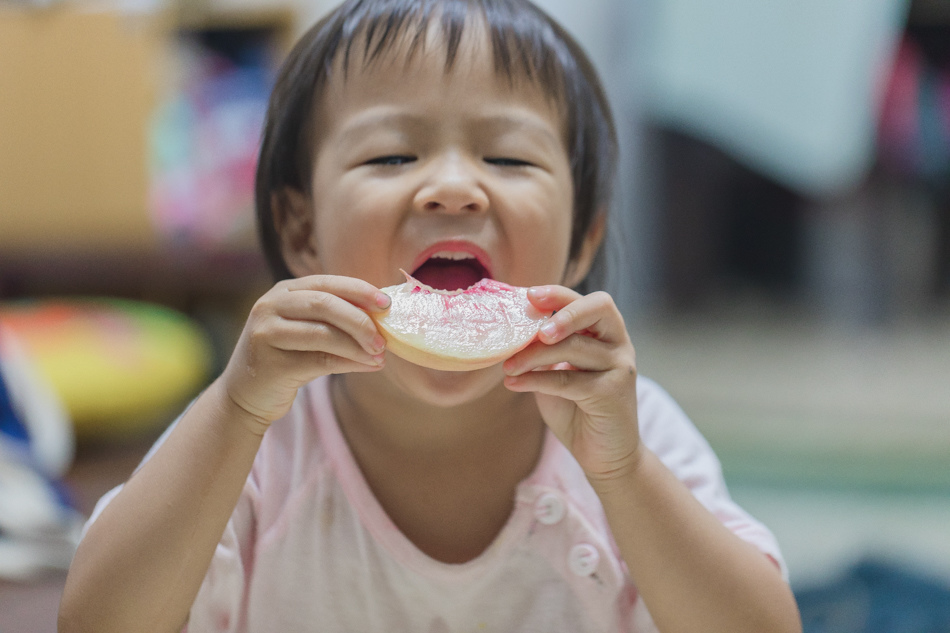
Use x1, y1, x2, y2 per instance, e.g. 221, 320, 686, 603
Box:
410, 251, 491, 292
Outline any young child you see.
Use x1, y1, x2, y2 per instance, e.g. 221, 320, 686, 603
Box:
60, 1, 801, 631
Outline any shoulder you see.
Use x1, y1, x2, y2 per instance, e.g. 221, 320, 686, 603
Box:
636, 376, 714, 461
634, 376, 727, 510
633, 377, 788, 577
84, 378, 338, 536
635, 375, 690, 427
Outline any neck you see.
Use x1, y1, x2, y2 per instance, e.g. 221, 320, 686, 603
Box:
329, 370, 548, 563
330, 371, 545, 463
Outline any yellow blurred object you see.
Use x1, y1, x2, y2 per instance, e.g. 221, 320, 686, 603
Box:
0, 300, 213, 440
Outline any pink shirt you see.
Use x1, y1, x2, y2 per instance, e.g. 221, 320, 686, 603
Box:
88, 376, 786, 632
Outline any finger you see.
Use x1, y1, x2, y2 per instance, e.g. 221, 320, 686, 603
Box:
283, 274, 391, 312
267, 319, 386, 367
271, 286, 387, 356
503, 336, 614, 376
526, 284, 582, 311
503, 366, 604, 401
504, 365, 636, 406
528, 288, 628, 345
271, 348, 385, 383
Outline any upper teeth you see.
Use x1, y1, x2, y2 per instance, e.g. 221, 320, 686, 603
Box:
431, 251, 476, 261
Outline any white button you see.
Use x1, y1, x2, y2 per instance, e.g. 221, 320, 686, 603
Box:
534, 492, 565, 525
568, 543, 600, 577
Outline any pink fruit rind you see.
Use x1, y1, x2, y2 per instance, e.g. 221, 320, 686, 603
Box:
371, 272, 552, 371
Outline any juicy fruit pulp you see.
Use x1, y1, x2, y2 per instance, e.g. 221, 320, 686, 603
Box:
371, 273, 552, 371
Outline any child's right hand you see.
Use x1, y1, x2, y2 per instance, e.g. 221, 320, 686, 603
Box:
221, 275, 390, 431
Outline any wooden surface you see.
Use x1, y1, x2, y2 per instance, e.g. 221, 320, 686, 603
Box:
0, 6, 164, 255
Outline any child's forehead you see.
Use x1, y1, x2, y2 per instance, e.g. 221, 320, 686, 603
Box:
330, 16, 484, 86
335, 16, 487, 79
312, 21, 564, 132
322, 11, 563, 108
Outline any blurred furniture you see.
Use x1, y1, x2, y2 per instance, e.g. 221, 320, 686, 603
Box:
0, 3, 292, 303
653, 0, 950, 317
883, 1, 950, 299
641, 0, 910, 196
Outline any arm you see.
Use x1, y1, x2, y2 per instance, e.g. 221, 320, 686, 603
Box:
592, 448, 799, 633
58, 276, 391, 633
59, 382, 263, 633
503, 287, 801, 633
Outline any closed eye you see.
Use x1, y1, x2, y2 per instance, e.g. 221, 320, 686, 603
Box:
365, 155, 416, 166
484, 157, 533, 167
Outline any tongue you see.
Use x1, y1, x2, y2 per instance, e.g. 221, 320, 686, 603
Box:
412, 259, 486, 291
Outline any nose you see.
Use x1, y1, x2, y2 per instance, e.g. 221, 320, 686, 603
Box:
413, 153, 489, 214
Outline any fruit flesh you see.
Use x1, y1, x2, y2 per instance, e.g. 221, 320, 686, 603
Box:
371, 274, 551, 371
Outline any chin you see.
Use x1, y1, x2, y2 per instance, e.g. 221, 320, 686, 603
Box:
385, 355, 505, 409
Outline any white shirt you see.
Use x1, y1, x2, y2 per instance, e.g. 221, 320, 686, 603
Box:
88, 375, 786, 632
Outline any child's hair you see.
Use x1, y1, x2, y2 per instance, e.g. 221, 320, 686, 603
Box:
255, 0, 618, 291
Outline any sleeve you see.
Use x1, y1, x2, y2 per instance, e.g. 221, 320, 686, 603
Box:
636, 376, 789, 581
81, 413, 261, 633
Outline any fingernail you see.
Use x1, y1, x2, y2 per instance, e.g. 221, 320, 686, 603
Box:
528, 287, 548, 300
375, 292, 391, 309
372, 334, 386, 353
373, 353, 386, 365
540, 320, 557, 339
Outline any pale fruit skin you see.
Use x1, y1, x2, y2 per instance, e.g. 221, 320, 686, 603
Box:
371, 274, 552, 372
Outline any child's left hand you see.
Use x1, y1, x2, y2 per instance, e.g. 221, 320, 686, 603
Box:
503, 286, 642, 484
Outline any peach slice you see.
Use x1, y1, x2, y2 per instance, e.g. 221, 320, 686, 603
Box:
371, 272, 552, 371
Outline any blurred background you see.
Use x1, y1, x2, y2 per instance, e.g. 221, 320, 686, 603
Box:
1, 0, 949, 630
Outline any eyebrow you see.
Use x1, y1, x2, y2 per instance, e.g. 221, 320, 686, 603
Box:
336, 110, 428, 144
336, 109, 564, 148
472, 112, 564, 149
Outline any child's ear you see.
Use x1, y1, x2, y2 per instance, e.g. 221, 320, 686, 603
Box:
273, 188, 323, 277
562, 211, 606, 289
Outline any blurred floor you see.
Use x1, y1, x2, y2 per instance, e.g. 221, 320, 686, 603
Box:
631, 308, 950, 587
731, 484, 950, 586
633, 309, 950, 486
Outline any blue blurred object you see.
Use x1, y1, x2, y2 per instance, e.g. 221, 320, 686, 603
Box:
0, 371, 30, 443
797, 559, 950, 633
0, 327, 83, 580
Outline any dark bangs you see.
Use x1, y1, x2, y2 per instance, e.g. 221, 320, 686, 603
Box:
256, 0, 617, 288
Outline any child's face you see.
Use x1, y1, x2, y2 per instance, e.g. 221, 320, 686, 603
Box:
281, 23, 599, 403
285, 23, 587, 293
